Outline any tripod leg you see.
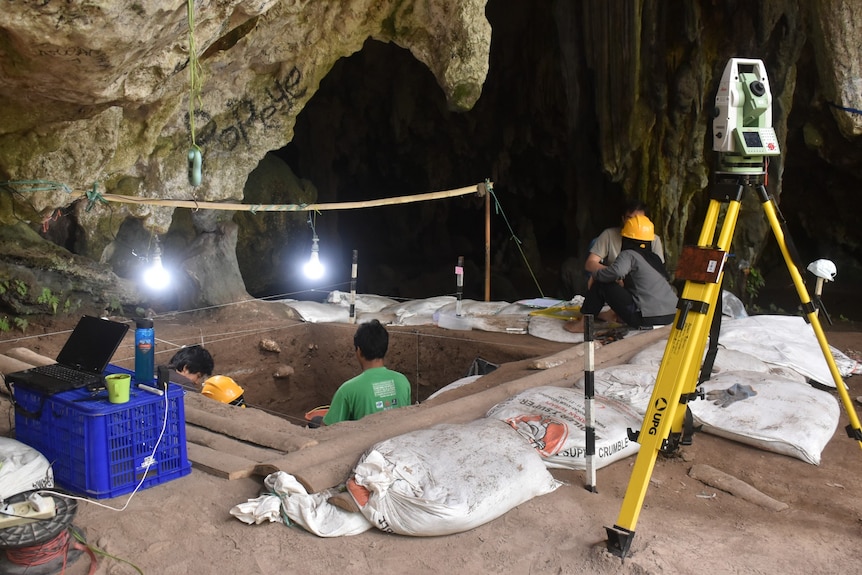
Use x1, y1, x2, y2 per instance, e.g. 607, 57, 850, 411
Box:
757, 187, 862, 446
606, 197, 740, 557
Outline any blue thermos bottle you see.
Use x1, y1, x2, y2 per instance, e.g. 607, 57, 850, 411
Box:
135, 318, 155, 384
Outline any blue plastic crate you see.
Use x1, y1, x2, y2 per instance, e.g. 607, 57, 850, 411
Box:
14, 370, 191, 499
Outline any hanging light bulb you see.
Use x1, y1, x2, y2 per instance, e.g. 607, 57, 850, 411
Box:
144, 236, 171, 290
303, 234, 325, 280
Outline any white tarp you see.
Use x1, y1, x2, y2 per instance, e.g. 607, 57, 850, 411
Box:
690, 371, 839, 465
718, 315, 859, 387
230, 471, 372, 537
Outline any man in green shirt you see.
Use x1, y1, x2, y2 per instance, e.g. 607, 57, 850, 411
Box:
321, 319, 411, 426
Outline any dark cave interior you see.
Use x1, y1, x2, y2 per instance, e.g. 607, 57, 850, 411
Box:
254, 0, 862, 319
268, 0, 606, 304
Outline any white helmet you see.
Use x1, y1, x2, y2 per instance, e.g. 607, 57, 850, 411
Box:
806, 259, 837, 281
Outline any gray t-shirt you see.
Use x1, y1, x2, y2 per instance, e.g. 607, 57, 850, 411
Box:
590, 227, 665, 265
595, 250, 677, 318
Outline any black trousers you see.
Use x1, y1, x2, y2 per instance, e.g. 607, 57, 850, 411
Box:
581, 281, 674, 328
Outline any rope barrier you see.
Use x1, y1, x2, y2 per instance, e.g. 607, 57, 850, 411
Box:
1, 180, 488, 213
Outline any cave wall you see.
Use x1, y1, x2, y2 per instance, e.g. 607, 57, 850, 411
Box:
275, 0, 862, 304
0, 0, 861, 318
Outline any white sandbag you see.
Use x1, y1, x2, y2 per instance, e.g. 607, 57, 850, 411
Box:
689, 371, 839, 465
485, 386, 641, 470
721, 289, 748, 319
346, 419, 559, 536
276, 299, 350, 323
528, 315, 584, 344
573, 364, 659, 415
719, 315, 857, 386
354, 311, 398, 325
628, 340, 808, 383
325, 291, 399, 313
435, 299, 513, 317
230, 471, 372, 537
469, 314, 531, 334
379, 296, 455, 326
0, 437, 54, 500
434, 300, 532, 334
425, 375, 483, 401
496, 302, 543, 315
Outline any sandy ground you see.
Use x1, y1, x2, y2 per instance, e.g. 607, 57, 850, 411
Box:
1, 304, 862, 574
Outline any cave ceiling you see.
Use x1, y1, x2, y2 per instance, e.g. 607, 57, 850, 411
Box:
1, 0, 861, 319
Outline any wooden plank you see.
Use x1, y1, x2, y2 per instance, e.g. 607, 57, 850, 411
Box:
187, 443, 259, 480
186, 425, 284, 463
183, 393, 319, 453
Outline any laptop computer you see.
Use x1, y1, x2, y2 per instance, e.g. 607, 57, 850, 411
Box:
6, 315, 130, 396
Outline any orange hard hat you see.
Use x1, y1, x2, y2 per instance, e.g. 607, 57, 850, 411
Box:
621, 214, 655, 242
201, 375, 246, 407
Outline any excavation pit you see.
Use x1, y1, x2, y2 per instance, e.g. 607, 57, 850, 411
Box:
187, 319, 572, 426
0, 305, 573, 428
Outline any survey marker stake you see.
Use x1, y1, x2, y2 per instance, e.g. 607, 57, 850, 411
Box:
583, 314, 597, 493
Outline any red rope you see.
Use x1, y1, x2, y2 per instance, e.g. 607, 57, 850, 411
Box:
5, 528, 97, 574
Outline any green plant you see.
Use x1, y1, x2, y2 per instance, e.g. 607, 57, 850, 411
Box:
63, 298, 77, 314
0, 317, 8, 332
13, 280, 27, 297
13, 317, 27, 332
37, 287, 59, 314
745, 267, 766, 300
106, 298, 122, 314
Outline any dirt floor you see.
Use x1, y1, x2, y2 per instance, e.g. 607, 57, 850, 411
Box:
1, 302, 862, 574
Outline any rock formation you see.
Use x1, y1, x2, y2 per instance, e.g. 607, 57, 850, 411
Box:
0, 1, 860, 320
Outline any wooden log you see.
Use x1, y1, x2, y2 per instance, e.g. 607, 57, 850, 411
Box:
688, 463, 789, 512
183, 392, 319, 453
3, 348, 55, 366
528, 343, 588, 369
254, 328, 670, 492
185, 425, 284, 464
0, 355, 34, 392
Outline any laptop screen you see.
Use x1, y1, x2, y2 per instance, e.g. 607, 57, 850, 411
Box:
55, 315, 130, 374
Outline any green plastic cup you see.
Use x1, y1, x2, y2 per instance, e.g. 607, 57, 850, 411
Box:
105, 373, 131, 404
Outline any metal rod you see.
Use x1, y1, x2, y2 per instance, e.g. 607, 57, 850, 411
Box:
456, 256, 465, 317
349, 250, 358, 324
485, 185, 491, 301
583, 314, 597, 492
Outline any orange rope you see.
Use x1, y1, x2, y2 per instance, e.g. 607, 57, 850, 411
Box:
5, 528, 96, 574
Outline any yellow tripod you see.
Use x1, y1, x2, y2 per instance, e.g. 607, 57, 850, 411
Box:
605, 168, 862, 558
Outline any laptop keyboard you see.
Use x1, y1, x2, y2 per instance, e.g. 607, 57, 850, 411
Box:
31, 364, 99, 384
